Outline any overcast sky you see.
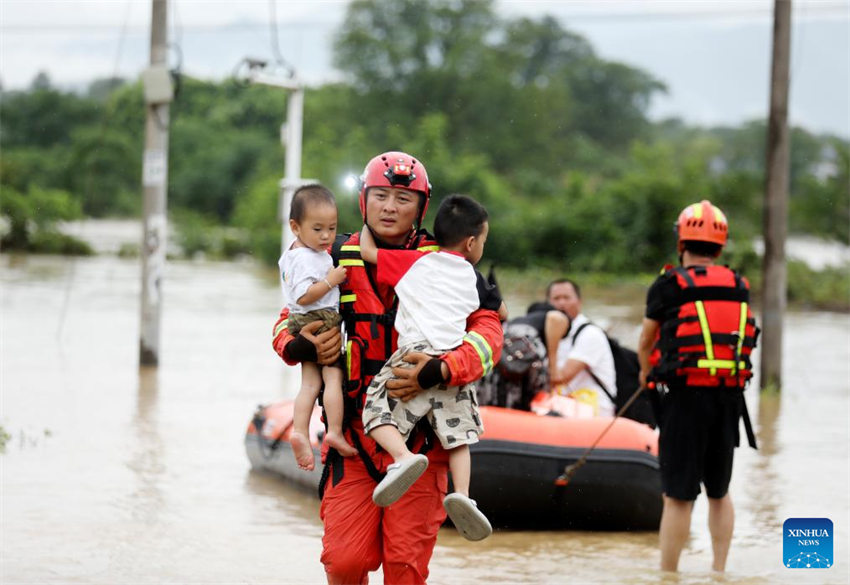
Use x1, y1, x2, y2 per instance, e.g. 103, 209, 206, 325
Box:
1, 0, 848, 137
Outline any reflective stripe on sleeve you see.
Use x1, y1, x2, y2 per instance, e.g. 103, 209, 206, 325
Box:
463, 331, 494, 375
273, 319, 288, 338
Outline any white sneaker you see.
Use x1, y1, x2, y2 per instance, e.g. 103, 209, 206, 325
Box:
372, 454, 429, 507
443, 493, 492, 541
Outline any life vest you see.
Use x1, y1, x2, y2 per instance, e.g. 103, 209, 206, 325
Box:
314, 231, 440, 494
334, 231, 440, 404
653, 265, 759, 388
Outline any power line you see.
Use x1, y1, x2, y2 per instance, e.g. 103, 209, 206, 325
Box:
2, 4, 845, 35
268, 0, 296, 77
0, 20, 335, 34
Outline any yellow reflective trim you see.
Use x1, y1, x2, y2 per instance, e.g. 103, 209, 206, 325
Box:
694, 300, 716, 376
465, 336, 490, 375
692, 203, 703, 219
339, 259, 365, 267
733, 302, 748, 375
340, 294, 357, 304
417, 245, 440, 252
273, 319, 288, 338
713, 205, 727, 224
346, 340, 353, 378
341, 245, 361, 252
697, 359, 746, 370
464, 331, 494, 375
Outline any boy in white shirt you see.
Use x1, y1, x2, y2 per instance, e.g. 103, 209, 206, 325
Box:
359, 194, 503, 541
279, 184, 357, 470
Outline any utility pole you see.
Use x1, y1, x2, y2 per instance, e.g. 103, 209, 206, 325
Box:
139, 0, 173, 366
761, 0, 792, 391
237, 59, 305, 257
280, 83, 304, 256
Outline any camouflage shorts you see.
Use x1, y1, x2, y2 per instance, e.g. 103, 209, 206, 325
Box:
287, 308, 341, 336
362, 341, 483, 450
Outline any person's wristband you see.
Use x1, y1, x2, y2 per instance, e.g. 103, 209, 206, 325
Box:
417, 358, 448, 389
287, 334, 318, 363
323, 278, 333, 290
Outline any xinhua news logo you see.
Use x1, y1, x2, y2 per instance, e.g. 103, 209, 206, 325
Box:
783, 518, 833, 569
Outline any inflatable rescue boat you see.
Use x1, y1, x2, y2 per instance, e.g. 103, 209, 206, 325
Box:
245, 395, 662, 531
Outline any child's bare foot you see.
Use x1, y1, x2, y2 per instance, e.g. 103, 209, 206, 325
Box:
290, 431, 315, 471
323, 430, 358, 457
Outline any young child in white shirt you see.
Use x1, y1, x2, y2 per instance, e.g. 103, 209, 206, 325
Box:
359, 194, 504, 541
279, 184, 356, 470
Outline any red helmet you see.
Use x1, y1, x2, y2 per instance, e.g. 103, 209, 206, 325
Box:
676, 200, 728, 246
358, 151, 431, 227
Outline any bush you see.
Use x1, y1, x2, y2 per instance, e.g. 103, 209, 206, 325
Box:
786, 260, 850, 312
0, 185, 92, 254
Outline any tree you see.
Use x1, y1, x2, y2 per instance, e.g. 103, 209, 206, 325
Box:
332, 0, 665, 175
0, 85, 100, 149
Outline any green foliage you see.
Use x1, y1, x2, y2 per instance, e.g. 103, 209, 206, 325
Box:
0, 4, 846, 291
169, 119, 273, 220
789, 140, 849, 243
231, 173, 285, 266
0, 147, 69, 192
0, 185, 92, 254
786, 260, 850, 312
333, 0, 664, 171
0, 84, 101, 149
65, 126, 141, 217
171, 208, 251, 260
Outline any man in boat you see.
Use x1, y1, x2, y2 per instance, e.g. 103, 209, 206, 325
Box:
272, 151, 504, 584
547, 279, 617, 416
636, 200, 759, 572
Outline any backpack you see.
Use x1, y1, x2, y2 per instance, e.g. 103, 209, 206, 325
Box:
573, 323, 657, 428
497, 322, 545, 379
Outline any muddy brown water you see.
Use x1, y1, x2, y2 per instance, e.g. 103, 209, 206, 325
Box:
2, 252, 848, 584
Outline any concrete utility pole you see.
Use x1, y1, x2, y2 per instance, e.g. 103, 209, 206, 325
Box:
139, 0, 173, 366
761, 0, 792, 391
239, 61, 305, 258
280, 83, 304, 256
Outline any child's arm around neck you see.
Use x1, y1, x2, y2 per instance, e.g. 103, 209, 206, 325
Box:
359, 225, 378, 264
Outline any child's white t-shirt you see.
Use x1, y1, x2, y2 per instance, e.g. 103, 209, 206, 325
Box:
375, 249, 479, 351
279, 244, 339, 313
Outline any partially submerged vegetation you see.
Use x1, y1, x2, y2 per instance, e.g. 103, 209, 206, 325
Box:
493, 259, 850, 315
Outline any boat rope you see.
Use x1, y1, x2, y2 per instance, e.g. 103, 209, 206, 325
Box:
554, 382, 653, 487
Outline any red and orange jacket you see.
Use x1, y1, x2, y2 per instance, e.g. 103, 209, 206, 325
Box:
272, 230, 503, 474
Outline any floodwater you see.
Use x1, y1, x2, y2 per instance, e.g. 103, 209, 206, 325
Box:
2, 246, 849, 584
